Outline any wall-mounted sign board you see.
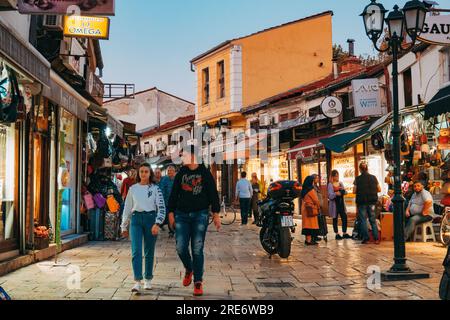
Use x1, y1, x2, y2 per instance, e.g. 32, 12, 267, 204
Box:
63, 15, 110, 40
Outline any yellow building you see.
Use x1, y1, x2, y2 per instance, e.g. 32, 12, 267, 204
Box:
190, 11, 333, 200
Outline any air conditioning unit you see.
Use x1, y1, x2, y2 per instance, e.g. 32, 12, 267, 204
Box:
43, 15, 63, 31
259, 114, 270, 127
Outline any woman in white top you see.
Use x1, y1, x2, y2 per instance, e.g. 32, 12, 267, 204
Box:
120, 163, 166, 293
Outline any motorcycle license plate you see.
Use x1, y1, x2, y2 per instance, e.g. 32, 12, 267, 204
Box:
281, 216, 294, 227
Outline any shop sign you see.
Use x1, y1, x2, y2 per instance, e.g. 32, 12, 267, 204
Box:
64, 16, 110, 40
0, 22, 50, 86
86, 69, 104, 105
321, 96, 343, 119
352, 78, 382, 117
18, 0, 115, 16
418, 14, 450, 45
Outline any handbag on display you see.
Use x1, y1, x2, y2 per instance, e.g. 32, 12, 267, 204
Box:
371, 131, 385, 150
106, 195, 120, 214
83, 191, 95, 210
93, 193, 106, 209
0, 66, 20, 124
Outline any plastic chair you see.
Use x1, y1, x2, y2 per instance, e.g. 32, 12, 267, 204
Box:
413, 221, 436, 242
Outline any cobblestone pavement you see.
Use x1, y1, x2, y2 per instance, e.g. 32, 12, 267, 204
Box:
0, 220, 446, 300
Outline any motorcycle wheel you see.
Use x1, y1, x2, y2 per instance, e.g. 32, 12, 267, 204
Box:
278, 228, 292, 259
260, 227, 277, 255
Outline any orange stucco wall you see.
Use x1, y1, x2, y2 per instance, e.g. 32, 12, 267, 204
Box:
195, 49, 232, 122
236, 13, 333, 108
194, 12, 333, 123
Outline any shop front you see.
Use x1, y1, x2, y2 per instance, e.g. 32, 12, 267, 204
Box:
0, 19, 50, 259
42, 71, 90, 243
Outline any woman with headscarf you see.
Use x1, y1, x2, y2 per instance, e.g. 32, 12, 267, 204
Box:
301, 176, 320, 246
311, 174, 324, 242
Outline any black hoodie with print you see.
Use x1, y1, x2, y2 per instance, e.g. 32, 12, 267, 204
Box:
168, 164, 221, 214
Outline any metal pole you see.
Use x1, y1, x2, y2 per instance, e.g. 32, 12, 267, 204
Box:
390, 38, 410, 273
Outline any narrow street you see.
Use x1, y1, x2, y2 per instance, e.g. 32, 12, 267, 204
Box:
0, 221, 444, 300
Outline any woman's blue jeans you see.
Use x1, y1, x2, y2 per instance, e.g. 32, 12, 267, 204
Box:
130, 211, 157, 281
175, 210, 209, 283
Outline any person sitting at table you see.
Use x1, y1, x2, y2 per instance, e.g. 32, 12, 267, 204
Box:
405, 181, 434, 241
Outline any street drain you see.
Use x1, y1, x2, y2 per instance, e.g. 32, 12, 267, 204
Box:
257, 282, 295, 288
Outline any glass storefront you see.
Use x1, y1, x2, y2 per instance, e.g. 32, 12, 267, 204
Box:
59, 110, 77, 234
0, 123, 17, 245
332, 149, 357, 213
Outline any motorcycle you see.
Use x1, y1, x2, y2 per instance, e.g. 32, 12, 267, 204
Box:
258, 181, 301, 259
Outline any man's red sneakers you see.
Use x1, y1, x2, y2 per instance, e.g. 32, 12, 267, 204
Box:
193, 282, 203, 296
183, 271, 193, 287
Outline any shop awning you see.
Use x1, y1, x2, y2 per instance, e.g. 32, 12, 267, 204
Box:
287, 134, 332, 161
319, 120, 390, 154
88, 104, 124, 138
425, 84, 450, 119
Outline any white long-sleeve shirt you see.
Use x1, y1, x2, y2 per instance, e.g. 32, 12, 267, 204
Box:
120, 183, 166, 232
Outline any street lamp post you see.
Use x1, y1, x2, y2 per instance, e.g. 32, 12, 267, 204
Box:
361, 0, 430, 281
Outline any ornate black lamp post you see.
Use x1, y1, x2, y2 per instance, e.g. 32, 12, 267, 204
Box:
361, 0, 430, 281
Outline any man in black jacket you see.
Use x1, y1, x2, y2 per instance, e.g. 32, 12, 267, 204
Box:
353, 162, 381, 244
168, 146, 221, 297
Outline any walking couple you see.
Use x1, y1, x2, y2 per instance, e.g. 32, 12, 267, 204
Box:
120, 147, 221, 296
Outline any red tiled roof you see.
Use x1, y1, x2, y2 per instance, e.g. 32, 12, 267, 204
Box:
243, 63, 385, 113
141, 115, 195, 138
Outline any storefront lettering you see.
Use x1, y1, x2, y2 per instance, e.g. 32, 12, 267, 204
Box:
422, 23, 450, 35
68, 27, 103, 36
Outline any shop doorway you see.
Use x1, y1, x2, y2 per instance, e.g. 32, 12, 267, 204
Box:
0, 123, 19, 255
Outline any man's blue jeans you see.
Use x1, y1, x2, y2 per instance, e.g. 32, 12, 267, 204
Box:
175, 210, 209, 283
358, 205, 379, 241
239, 198, 251, 225
405, 214, 433, 241
130, 211, 157, 281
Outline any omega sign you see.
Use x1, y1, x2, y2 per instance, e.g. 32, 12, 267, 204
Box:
321, 96, 343, 119
418, 15, 450, 45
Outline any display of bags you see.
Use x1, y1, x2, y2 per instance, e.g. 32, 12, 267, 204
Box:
104, 211, 119, 241
93, 193, 106, 209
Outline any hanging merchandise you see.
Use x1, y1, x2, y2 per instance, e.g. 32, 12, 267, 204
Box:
400, 130, 411, 157
106, 194, 120, 213
0, 64, 23, 124
93, 193, 106, 209
104, 211, 119, 241
371, 131, 385, 150
83, 191, 95, 210
96, 130, 112, 158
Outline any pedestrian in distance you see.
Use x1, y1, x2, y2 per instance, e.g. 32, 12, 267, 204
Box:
167, 146, 221, 297
353, 162, 381, 244
120, 163, 167, 293
235, 171, 254, 225
328, 170, 351, 240
154, 168, 163, 185
301, 176, 321, 246
160, 165, 177, 237
311, 174, 325, 242
250, 173, 264, 225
